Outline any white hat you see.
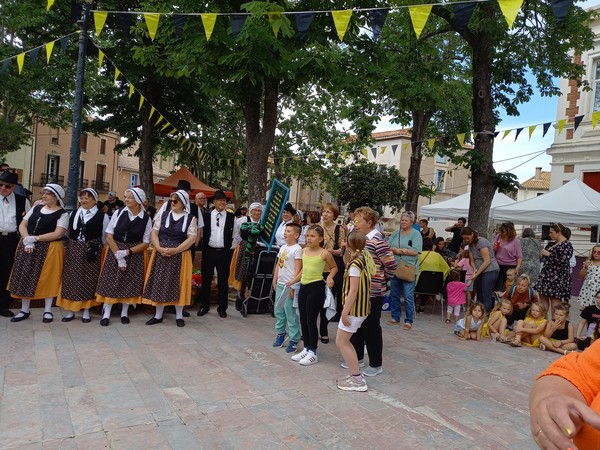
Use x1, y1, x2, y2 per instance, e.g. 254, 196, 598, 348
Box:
126, 187, 146, 206
249, 202, 263, 212
43, 183, 65, 208
173, 189, 190, 213
80, 188, 99, 202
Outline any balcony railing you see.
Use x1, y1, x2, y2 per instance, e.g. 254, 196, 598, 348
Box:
91, 180, 109, 192
80, 179, 89, 188
33, 173, 64, 186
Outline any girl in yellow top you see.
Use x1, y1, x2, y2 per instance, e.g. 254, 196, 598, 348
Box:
291, 225, 337, 366
507, 303, 547, 347
482, 298, 513, 342
336, 231, 376, 392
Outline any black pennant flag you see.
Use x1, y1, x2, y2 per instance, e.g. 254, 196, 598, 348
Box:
574, 114, 585, 132
549, 0, 574, 25
451, 3, 476, 33
173, 14, 188, 38
365, 9, 389, 42
391, 144, 398, 155
30, 47, 41, 65
118, 13, 134, 35
1, 60, 10, 76
542, 122, 552, 137
371, 147, 377, 158
231, 15, 249, 38
494, 131, 499, 138
295, 13, 314, 39
59, 37, 68, 54
514, 127, 523, 141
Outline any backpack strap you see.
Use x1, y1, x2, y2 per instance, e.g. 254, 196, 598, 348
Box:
508, 283, 516, 299
333, 224, 340, 250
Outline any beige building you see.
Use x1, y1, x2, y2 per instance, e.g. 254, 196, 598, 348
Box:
115, 153, 177, 202
517, 167, 550, 202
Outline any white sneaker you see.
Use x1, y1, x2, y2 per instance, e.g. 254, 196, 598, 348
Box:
299, 351, 318, 366
340, 359, 365, 369
362, 366, 383, 377
291, 349, 309, 362
337, 375, 368, 392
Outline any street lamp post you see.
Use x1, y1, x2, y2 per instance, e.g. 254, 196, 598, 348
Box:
65, 0, 93, 211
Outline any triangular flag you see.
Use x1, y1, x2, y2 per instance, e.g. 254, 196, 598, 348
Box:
45, 41, 55, 64
574, 114, 585, 132
149, 106, 155, 120
592, 111, 600, 129
542, 122, 552, 137
16, 53, 25, 74
118, 13, 134, 35
502, 129, 511, 140
408, 5, 432, 39
144, 13, 160, 41
168, 128, 177, 135
497, 0, 524, 28
231, 15, 249, 38
1, 60, 10, 76
391, 144, 398, 155
331, 10, 352, 42
201, 14, 217, 41
94, 11, 108, 37
365, 9, 389, 42
549, 0, 573, 25
494, 131, 500, 138
451, 3, 476, 33
294, 13, 314, 39
427, 138, 435, 150
161, 122, 171, 132
114, 67, 121, 84
361, 148, 368, 158
380, 146, 386, 154
402, 143, 410, 152
528, 125, 537, 139
371, 147, 377, 158
268, 12, 281, 37
456, 133, 465, 146
557, 118, 567, 135
514, 127, 523, 141
128, 83, 135, 99
30, 47, 40, 65
156, 115, 164, 126
59, 37, 68, 54
47, 0, 55, 11
98, 49, 104, 69
342, 151, 348, 159
138, 95, 145, 111
173, 14, 188, 38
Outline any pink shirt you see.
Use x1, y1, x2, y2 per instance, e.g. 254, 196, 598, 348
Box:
456, 258, 473, 281
446, 281, 467, 307
493, 236, 523, 266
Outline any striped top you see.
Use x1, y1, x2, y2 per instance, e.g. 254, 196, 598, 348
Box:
301, 250, 327, 285
366, 229, 397, 298
343, 257, 372, 317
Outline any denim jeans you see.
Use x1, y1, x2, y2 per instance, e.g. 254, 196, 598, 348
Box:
476, 270, 499, 314
389, 275, 415, 324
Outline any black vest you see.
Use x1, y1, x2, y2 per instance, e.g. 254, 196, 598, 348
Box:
68, 209, 105, 241
26, 205, 65, 236
112, 209, 150, 243
15, 194, 26, 233
158, 212, 193, 245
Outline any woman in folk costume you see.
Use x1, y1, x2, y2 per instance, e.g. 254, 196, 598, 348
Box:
229, 202, 264, 293
96, 188, 151, 326
56, 188, 109, 323
10, 184, 68, 323
142, 190, 197, 327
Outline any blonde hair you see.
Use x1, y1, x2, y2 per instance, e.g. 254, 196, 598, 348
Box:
589, 245, 600, 261
354, 206, 379, 228
490, 298, 513, 316
526, 303, 546, 320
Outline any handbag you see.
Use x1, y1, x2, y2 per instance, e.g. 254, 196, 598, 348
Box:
395, 250, 430, 282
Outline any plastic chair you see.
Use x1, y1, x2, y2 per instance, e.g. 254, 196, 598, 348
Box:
415, 271, 446, 320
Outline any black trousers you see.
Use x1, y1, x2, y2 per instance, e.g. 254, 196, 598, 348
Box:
351, 296, 383, 368
200, 248, 232, 312
0, 233, 19, 310
298, 280, 325, 352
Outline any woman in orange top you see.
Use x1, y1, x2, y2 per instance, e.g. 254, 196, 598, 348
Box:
529, 339, 600, 449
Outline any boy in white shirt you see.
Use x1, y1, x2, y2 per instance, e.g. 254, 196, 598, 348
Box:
272, 222, 303, 353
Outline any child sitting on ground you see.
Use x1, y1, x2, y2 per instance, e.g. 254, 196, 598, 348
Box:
454, 301, 485, 341
446, 269, 467, 324
539, 302, 577, 355
482, 298, 513, 342
574, 289, 600, 351
508, 303, 547, 347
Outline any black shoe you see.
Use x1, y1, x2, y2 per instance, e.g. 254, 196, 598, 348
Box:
62, 315, 75, 322
42, 312, 53, 323
218, 310, 227, 318
197, 308, 209, 317
182, 310, 190, 317
100, 318, 110, 326
176, 319, 185, 327
145, 317, 163, 325
11, 311, 30, 322
121, 316, 130, 324
0, 308, 15, 318
82, 317, 91, 323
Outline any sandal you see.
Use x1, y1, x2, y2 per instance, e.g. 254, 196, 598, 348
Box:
539, 344, 546, 351
320, 336, 329, 344
444, 319, 451, 324
402, 323, 412, 330
509, 340, 522, 347
498, 336, 510, 343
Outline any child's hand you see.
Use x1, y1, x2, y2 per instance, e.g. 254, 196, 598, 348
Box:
326, 277, 334, 289
341, 313, 350, 327
289, 289, 294, 299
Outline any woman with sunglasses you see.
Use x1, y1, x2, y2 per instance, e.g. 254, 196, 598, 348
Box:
578, 245, 600, 308
10, 184, 68, 323
56, 188, 109, 323
96, 188, 151, 326
142, 190, 197, 327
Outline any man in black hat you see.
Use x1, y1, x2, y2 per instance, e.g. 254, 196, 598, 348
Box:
0, 171, 31, 317
198, 189, 234, 318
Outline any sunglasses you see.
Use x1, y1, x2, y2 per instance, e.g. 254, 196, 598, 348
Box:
0, 183, 14, 189
169, 199, 180, 205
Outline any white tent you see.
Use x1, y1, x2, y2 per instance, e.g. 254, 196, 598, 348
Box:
419, 191, 516, 220
492, 178, 600, 225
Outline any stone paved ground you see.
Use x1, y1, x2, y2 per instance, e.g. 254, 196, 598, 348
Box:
0, 300, 573, 450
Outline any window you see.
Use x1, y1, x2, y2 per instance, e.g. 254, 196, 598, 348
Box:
594, 61, 600, 111
435, 169, 446, 192
129, 173, 139, 188
50, 128, 59, 145
46, 155, 60, 184
95, 164, 106, 185
435, 154, 447, 164
564, 164, 574, 173
100, 138, 106, 155
80, 134, 88, 152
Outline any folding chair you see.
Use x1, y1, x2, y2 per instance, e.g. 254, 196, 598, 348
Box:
414, 271, 446, 320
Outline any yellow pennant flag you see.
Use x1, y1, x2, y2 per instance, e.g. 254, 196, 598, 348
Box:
498, 0, 524, 28
17, 53, 25, 74
408, 5, 432, 39
268, 12, 281, 37
402, 143, 410, 152
114, 68, 121, 84
331, 10, 352, 42
380, 146, 387, 154
427, 138, 435, 150
94, 11, 108, 37
128, 83, 135, 99
161, 122, 171, 132
201, 14, 217, 41
456, 133, 465, 146
502, 129, 511, 140
557, 118, 567, 135
592, 111, 600, 129
45, 41, 55, 64
342, 151, 348, 159
98, 50, 104, 69
149, 106, 155, 120
144, 13, 160, 41
361, 148, 368, 158
168, 128, 177, 135
155, 115, 164, 126
46, 0, 55, 11
528, 125, 537, 139
138, 95, 145, 111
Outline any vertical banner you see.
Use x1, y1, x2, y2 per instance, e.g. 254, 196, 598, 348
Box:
259, 179, 290, 251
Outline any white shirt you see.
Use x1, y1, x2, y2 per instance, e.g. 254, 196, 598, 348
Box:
208, 209, 226, 248
105, 207, 152, 244
72, 206, 110, 244
276, 243, 303, 284
23, 205, 69, 230
0, 193, 31, 233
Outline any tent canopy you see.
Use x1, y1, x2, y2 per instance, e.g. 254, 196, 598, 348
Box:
492, 178, 600, 225
153, 167, 233, 199
419, 191, 516, 220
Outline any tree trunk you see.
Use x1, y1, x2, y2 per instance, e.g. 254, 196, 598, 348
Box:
405, 110, 433, 212
245, 78, 279, 203
138, 108, 157, 206
468, 34, 496, 235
